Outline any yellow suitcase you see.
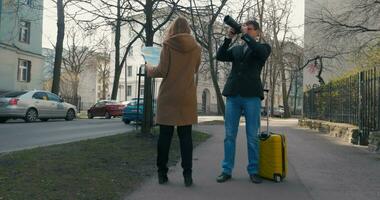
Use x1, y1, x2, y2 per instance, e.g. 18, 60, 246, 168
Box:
259, 133, 287, 182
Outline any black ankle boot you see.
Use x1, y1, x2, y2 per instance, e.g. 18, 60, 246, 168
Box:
184, 175, 193, 187
158, 173, 168, 184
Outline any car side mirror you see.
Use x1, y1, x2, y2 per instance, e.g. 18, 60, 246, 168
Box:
60, 98, 64, 102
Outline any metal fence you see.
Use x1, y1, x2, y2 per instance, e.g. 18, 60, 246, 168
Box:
303, 67, 380, 145
62, 96, 82, 112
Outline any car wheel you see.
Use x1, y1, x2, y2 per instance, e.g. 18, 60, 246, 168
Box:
40, 118, 49, 122
87, 112, 94, 119
105, 112, 111, 119
123, 119, 131, 124
24, 108, 38, 123
65, 109, 76, 121
0, 118, 8, 123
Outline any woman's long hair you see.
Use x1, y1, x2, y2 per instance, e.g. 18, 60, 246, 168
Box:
164, 16, 191, 41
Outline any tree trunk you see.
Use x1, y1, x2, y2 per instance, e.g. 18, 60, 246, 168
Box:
273, 28, 290, 118
293, 71, 298, 114
208, 38, 225, 116
280, 62, 291, 118
102, 75, 107, 99
51, 0, 65, 95
142, 0, 154, 135
110, 0, 121, 100
72, 75, 79, 109
207, 27, 225, 116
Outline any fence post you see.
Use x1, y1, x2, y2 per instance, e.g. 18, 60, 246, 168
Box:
358, 71, 363, 145
328, 83, 331, 122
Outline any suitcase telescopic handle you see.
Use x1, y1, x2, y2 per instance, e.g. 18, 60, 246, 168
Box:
263, 89, 270, 137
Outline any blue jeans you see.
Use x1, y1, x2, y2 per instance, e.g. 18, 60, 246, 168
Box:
222, 95, 261, 175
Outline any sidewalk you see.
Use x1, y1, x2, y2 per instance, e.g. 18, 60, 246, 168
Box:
125, 120, 312, 200
126, 118, 380, 200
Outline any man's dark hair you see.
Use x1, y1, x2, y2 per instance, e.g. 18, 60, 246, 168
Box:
245, 20, 260, 31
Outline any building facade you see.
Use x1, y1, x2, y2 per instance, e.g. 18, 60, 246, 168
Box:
0, 0, 44, 92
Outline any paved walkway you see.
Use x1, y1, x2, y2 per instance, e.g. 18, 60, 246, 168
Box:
126, 119, 380, 200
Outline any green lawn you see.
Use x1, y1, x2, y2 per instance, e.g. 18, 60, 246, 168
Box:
0, 129, 210, 200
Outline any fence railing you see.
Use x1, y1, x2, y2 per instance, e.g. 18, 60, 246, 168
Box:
62, 96, 82, 112
303, 67, 380, 145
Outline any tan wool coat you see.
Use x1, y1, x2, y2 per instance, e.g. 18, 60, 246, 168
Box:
150, 33, 201, 126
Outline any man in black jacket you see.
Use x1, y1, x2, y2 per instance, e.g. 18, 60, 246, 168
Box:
216, 20, 271, 184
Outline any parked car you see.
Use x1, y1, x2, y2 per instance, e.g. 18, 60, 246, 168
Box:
120, 98, 140, 107
272, 106, 285, 118
261, 106, 268, 116
240, 106, 267, 116
87, 100, 125, 119
0, 90, 77, 123
122, 99, 156, 124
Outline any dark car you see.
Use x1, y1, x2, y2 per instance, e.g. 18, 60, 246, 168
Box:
87, 100, 125, 119
122, 99, 156, 124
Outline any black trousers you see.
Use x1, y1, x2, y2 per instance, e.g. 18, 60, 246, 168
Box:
157, 125, 193, 176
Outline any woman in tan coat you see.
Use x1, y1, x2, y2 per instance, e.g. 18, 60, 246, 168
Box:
146, 16, 201, 187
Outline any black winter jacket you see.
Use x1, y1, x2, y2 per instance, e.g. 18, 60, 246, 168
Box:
216, 34, 271, 100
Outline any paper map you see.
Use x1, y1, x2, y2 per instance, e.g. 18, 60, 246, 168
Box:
141, 46, 162, 67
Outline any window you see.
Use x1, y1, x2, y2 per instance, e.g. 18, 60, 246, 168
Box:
32, 92, 48, 100
17, 59, 31, 82
25, 0, 32, 6
127, 85, 132, 96
47, 92, 61, 102
19, 21, 30, 43
127, 66, 132, 77
1, 91, 27, 98
128, 47, 134, 56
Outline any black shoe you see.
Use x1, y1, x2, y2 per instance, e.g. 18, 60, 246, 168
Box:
184, 176, 193, 187
158, 174, 168, 184
216, 173, 231, 183
249, 174, 262, 184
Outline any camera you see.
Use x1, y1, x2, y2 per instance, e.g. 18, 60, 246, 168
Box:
223, 15, 241, 34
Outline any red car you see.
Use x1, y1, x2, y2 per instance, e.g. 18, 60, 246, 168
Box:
87, 100, 125, 119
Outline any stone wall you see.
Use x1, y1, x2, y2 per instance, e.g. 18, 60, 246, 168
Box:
368, 131, 380, 153
298, 119, 359, 144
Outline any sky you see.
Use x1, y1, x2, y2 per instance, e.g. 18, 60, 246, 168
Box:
42, 0, 305, 48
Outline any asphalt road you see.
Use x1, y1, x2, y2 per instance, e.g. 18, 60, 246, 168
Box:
0, 118, 134, 153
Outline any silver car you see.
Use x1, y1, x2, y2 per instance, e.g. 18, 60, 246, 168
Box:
0, 90, 77, 123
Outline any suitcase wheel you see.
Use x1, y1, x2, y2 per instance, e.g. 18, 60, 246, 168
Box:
274, 175, 282, 183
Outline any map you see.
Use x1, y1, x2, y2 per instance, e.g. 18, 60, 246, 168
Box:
141, 46, 162, 67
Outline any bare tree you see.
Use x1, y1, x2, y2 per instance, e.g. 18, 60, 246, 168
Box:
60, 26, 100, 103
182, 0, 229, 116
51, 0, 75, 95
96, 40, 111, 100
74, 0, 180, 134
282, 42, 303, 114
307, 0, 380, 53
265, 0, 293, 117
302, 0, 380, 86
68, 0, 144, 101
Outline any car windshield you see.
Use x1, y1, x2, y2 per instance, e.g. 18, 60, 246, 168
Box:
128, 101, 144, 106
0, 91, 27, 98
